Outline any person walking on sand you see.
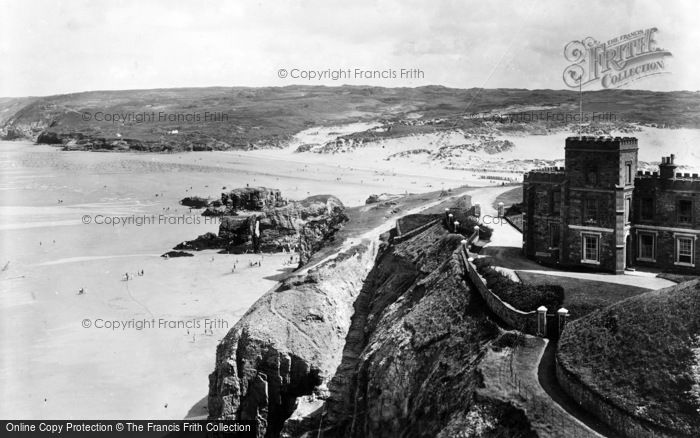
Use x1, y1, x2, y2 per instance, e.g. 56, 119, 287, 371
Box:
78, 288, 85, 295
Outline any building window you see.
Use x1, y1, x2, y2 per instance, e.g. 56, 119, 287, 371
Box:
676, 236, 694, 266
625, 197, 631, 223
584, 198, 598, 223
582, 233, 599, 263
550, 189, 561, 214
585, 166, 598, 185
625, 162, 632, 185
638, 233, 656, 261
641, 197, 654, 220
549, 223, 560, 248
678, 199, 692, 224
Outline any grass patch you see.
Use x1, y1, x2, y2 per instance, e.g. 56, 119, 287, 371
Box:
492, 186, 522, 211
658, 272, 700, 284
516, 271, 649, 320
558, 280, 700, 435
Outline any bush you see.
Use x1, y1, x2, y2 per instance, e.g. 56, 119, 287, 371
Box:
492, 332, 523, 350
474, 260, 564, 312
478, 224, 493, 241
472, 257, 493, 270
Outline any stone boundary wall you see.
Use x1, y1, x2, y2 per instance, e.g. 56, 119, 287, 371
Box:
392, 219, 440, 243
459, 246, 539, 335
504, 214, 523, 233
555, 358, 692, 438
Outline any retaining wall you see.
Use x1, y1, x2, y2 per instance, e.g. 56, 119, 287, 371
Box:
392, 219, 441, 243
459, 247, 539, 335
555, 358, 692, 438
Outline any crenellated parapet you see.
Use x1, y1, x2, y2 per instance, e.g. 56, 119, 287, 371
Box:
635, 170, 700, 191
524, 166, 566, 183
565, 136, 639, 151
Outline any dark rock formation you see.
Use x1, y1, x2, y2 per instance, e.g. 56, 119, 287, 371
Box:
208, 220, 535, 437
36, 131, 64, 144
180, 196, 213, 209
178, 193, 347, 262
202, 206, 228, 216
161, 250, 194, 258
222, 187, 286, 211
174, 232, 224, 251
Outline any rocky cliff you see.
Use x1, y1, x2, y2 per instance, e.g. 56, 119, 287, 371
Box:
208, 219, 535, 437
175, 192, 347, 264
208, 240, 381, 437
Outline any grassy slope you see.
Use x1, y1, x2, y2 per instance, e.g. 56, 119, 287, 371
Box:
516, 271, 649, 319
557, 280, 700, 434
2, 86, 700, 150
492, 185, 523, 211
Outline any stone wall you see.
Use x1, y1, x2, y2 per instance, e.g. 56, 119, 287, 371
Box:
460, 247, 539, 335
393, 217, 440, 243
555, 359, 691, 438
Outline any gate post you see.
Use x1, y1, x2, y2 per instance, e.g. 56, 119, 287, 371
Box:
537, 306, 548, 337
557, 308, 569, 335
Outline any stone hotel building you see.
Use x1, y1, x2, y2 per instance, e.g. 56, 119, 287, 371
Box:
522, 136, 700, 274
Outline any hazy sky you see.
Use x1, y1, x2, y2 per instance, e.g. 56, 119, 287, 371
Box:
1, 0, 698, 96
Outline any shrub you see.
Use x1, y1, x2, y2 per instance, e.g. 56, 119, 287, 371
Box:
474, 261, 563, 312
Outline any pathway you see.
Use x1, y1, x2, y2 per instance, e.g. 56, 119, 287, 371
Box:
478, 335, 609, 438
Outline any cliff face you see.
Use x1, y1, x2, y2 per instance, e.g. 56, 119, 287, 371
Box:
311, 225, 528, 437
208, 220, 535, 437
207, 240, 380, 437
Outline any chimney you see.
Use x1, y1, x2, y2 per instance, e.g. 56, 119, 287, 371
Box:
659, 155, 677, 180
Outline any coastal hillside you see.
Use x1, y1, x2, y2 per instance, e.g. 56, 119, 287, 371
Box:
1, 86, 700, 151
208, 217, 536, 437
557, 280, 700, 437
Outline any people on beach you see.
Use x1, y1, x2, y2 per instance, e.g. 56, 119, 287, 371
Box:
78, 288, 85, 295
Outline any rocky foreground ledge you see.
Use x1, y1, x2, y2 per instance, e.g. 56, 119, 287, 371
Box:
207, 215, 535, 437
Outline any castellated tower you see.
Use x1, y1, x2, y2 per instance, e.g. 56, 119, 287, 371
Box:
561, 136, 638, 273
524, 136, 700, 275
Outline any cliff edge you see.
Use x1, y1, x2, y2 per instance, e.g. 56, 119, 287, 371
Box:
208, 218, 536, 437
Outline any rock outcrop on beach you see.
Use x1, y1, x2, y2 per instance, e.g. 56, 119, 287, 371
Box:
180, 196, 214, 209
175, 191, 347, 264
208, 220, 535, 437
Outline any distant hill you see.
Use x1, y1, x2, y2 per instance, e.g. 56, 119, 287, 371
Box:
1, 86, 699, 152
558, 280, 700, 436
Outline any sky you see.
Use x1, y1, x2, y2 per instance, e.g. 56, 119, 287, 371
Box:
1, 0, 698, 97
